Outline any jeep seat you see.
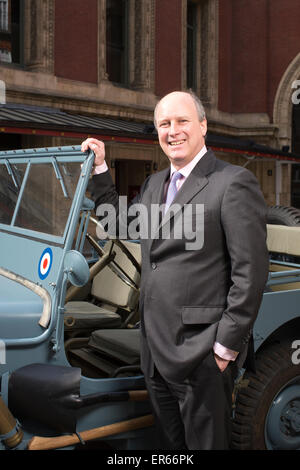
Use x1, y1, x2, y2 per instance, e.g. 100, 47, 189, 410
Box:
64, 240, 141, 337
88, 328, 140, 366
66, 327, 141, 378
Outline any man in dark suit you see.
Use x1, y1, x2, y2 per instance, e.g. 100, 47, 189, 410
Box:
81, 91, 269, 450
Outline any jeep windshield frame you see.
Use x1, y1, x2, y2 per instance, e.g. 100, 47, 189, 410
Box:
0, 146, 93, 245
0, 146, 95, 347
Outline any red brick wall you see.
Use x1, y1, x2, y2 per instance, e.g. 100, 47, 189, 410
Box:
219, 0, 300, 119
54, 0, 98, 83
155, 0, 182, 97
219, 0, 268, 114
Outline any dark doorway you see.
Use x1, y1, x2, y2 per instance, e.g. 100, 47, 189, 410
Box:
0, 133, 22, 150
115, 159, 152, 199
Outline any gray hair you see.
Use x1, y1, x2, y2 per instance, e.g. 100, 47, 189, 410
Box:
154, 90, 206, 128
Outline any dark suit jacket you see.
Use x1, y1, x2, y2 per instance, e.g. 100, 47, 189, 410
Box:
89, 149, 269, 383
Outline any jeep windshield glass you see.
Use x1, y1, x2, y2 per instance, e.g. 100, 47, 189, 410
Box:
0, 162, 26, 225
0, 160, 81, 238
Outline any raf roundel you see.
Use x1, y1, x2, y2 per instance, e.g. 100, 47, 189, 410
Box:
38, 248, 53, 280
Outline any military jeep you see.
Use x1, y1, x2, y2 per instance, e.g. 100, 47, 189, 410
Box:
0, 145, 155, 450
2, 145, 300, 450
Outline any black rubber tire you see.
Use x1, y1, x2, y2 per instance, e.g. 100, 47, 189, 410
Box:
232, 341, 300, 450
267, 205, 300, 226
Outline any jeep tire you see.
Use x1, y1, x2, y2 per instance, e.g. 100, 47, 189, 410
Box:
232, 341, 300, 450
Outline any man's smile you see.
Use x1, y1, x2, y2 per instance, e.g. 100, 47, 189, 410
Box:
169, 140, 185, 146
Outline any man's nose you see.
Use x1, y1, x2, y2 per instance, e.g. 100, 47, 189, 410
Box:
169, 121, 180, 135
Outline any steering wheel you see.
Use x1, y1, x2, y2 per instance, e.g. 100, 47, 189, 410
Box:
65, 216, 141, 303
86, 234, 140, 290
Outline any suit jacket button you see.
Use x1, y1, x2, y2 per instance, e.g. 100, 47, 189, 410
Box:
151, 262, 157, 270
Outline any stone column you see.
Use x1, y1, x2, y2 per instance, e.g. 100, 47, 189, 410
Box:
24, 0, 54, 73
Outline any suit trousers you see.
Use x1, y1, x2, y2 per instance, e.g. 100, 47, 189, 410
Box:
144, 351, 238, 450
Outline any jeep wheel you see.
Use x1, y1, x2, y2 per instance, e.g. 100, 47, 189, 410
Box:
232, 341, 300, 450
267, 205, 300, 226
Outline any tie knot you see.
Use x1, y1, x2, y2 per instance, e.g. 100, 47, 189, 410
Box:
171, 171, 182, 184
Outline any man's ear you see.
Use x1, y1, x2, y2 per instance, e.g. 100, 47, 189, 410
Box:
199, 119, 207, 137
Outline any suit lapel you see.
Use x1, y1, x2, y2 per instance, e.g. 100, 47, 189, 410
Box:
151, 149, 216, 240
151, 167, 170, 207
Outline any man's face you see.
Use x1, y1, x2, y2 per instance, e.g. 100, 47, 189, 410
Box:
155, 92, 207, 169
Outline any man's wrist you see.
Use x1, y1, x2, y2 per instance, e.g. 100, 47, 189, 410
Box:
213, 341, 239, 361
93, 161, 108, 175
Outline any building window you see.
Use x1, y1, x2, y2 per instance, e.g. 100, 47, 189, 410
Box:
106, 0, 128, 85
0, 0, 22, 64
184, 0, 218, 107
0, 0, 9, 31
186, 0, 197, 90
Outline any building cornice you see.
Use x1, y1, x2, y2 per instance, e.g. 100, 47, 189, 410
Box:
5, 88, 156, 123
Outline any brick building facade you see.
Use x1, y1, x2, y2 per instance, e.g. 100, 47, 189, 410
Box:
1, 0, 300, 206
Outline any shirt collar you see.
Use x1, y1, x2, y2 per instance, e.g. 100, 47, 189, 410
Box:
170, 145, 207, 179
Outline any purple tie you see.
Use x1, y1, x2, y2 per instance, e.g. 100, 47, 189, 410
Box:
164, 171, 183, 214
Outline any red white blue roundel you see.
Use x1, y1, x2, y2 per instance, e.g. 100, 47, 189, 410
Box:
38, 248, 53, 280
